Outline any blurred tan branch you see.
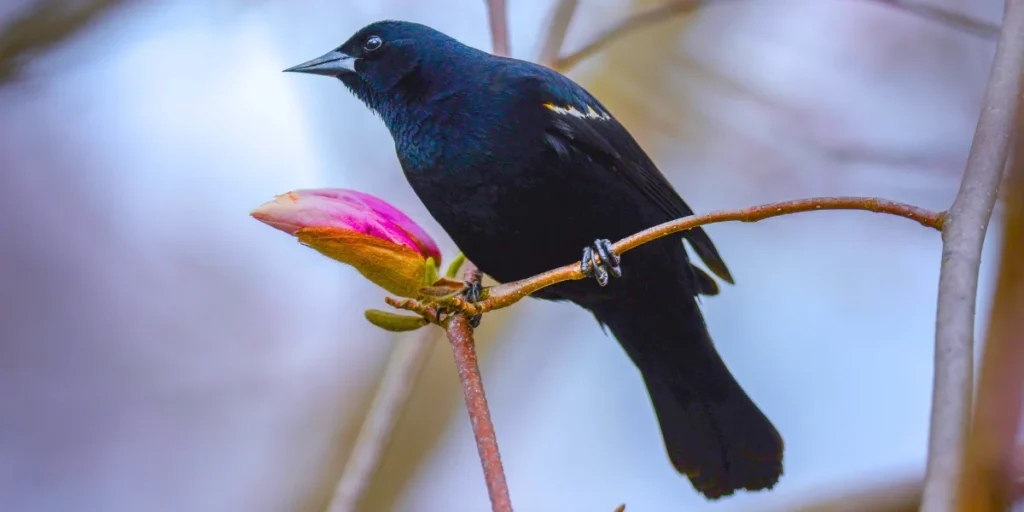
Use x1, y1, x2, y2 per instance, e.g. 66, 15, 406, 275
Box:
919, 1, 1023, 510
323, 329, 441, 512
553, 0, 703, 72
0, 0, 127, 84
537, 0, 578, 67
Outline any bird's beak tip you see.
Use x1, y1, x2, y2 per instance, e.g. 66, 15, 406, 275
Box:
282, 50, 355, 77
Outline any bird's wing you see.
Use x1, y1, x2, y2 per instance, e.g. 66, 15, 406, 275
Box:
523, 71, 733, 286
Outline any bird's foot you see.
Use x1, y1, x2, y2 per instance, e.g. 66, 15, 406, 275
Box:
459, 279, 483, 328
581, 239, 622, 287
435, 279, 484, 328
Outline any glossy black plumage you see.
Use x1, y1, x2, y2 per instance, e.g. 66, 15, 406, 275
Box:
286, 20, 784, 499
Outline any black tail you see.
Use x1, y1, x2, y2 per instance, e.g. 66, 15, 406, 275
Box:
589, 283, 784, 499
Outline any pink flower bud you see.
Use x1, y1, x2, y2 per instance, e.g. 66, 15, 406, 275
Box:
252, 188, 442, 298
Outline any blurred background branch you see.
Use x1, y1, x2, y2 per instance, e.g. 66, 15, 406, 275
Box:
920, 1, 1022, 510
553, 0, 703, 72
323, 329, 441, 512
953, 5, 1024, 506
537, 0, 577, 66
485, 0, 509, 57
0, 0, 128, 85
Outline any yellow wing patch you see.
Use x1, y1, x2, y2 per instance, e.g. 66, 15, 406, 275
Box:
543, 102, 611, 121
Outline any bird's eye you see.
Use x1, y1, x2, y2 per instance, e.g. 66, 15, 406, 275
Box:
364, 36, 383, 52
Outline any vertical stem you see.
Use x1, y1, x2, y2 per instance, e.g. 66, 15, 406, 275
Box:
445, 313, 512, 512
954, 24, 1024, 509
921, 1, 1024, 510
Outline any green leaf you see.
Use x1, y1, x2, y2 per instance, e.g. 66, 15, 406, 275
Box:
364, 309, 429, 332
423, 256, 440, 287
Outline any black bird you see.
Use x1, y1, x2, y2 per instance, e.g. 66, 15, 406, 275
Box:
285, 20, 783, 499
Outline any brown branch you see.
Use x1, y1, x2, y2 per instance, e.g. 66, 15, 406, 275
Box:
385, 297, 438, 319
434, 197, 944, 317
442, 264, 512, 512
953, 5, 1024, 507
537, 0, 579, 68
485, 0, 510, 57
324, 329, 441, 512
919, 1, 1023, 509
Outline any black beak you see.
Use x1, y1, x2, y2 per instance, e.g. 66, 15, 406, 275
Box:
283, 50, 356, 77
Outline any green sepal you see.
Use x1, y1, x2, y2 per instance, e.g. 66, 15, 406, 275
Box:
445, 252, 467, 279
364, 309, 429, 332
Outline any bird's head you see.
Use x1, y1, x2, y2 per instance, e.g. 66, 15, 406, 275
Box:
285, 20, 470, 122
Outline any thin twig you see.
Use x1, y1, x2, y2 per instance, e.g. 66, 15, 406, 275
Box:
554, 0, 702, 72
953, 8, 1024, 507
919, 1, 1023, 509
485, 0, 510, 57
443, 264, 512, 512
536, 0, 579, 67
413, 197, 944, 318
324, 329, 442, 512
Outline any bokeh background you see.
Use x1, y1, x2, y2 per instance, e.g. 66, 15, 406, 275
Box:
0, 0, 1008, 511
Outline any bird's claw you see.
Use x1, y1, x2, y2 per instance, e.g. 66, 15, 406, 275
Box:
581, 238, 622, 287
461, 279, 483, 328
435, 279, 483, 328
